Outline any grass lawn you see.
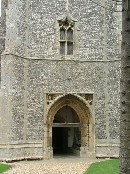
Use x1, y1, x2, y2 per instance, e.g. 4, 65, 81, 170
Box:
85, 159, 119, 174
0, 163, 12, 173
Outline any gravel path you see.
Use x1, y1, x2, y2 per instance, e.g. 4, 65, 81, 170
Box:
4, 162, 90, 174
4, 156, 95, 174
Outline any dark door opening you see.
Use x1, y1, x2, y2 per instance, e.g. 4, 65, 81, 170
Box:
52, 106, 81, 156
52, 127, 68, 154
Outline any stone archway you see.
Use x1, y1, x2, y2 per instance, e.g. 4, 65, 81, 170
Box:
43, 94, 95, 159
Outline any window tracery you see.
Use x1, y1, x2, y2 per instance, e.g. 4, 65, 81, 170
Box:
59, 18, 74, 55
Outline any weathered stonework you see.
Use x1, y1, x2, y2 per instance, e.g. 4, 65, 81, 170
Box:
0, 0, 121, 161
0, 0, 8, 82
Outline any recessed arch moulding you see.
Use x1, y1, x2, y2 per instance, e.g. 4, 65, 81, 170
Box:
43, 93, 96, 159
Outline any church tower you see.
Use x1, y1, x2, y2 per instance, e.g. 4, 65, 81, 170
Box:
0, 0, 122, 161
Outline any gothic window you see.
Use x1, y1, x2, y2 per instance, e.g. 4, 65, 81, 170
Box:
59, 19, 74, 55
60, 28, 65, 55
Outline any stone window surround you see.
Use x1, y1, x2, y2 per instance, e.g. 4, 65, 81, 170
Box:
59, 18, 74, 55
55, 12, 79, 60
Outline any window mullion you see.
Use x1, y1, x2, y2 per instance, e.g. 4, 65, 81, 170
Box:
65, 29, 67, 55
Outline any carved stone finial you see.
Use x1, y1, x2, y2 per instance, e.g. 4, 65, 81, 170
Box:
57, 0, 77, 23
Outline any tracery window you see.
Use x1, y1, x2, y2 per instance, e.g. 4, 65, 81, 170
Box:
59, 18, 74, 55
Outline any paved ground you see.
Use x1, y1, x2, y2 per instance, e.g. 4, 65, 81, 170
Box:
4, 155, 102, 174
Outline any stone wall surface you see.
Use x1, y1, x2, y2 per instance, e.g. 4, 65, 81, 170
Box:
0, 0, 8, 83
1, 55, 121, 159
5, 0, 121, 60
0, 0, 8, 55
0, 0, 121, 160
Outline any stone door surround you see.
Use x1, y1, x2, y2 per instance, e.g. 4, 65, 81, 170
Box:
43, 93, 95, 159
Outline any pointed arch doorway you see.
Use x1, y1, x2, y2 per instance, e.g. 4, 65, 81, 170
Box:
43, 94, 95, 159
52, 106, 81, 155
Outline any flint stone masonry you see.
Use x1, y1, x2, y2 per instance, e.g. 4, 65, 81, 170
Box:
0, 0, 7, 53
0, 0, 121, 161
0, 0, 8, 82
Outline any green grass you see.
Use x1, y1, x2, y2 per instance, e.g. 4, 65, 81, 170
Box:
85, 159, 119, 174
0, 163, 12, 173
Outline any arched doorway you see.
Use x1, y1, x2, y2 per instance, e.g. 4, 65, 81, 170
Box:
43, 94, 95, 159
52, 106, 81, 155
